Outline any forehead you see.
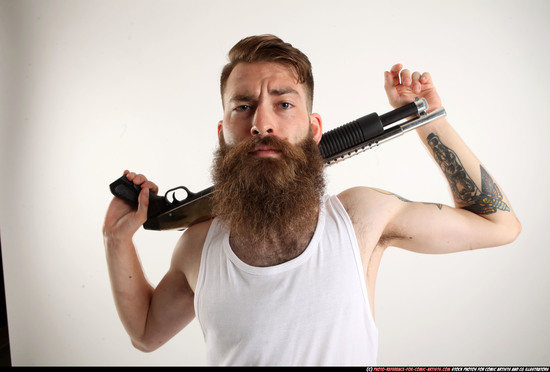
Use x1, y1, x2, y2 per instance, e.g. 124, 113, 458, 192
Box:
224, 62, 306, 100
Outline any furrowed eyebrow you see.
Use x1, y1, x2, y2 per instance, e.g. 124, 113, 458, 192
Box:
229, 94, 255, 103
269, 87, 299, 96
228, 87, 299, 104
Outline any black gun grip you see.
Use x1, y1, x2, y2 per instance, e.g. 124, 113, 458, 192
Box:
109, 176, 169, 218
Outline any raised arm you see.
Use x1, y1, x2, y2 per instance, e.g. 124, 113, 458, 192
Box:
102, 171, 198, 352
371, 64, 521, 253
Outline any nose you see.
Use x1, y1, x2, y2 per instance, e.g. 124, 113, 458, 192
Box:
250, 104, 275, 136
251, 126, 274, 136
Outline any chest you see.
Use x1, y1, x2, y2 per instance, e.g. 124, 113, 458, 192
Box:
195, 238, 373, 365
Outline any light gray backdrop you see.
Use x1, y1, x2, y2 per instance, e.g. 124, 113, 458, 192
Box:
0, 0, 548, 366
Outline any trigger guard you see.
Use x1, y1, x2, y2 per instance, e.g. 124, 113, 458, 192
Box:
165, 186, 192, 203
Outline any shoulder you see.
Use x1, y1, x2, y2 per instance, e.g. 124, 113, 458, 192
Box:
171, 219, 214, 292
337, 186, 408, 245
337, 186, 403, 218
176, 218, 214, 250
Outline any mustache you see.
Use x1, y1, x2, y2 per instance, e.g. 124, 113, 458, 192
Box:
219, 132, 317, 164
221, 134, 295, 155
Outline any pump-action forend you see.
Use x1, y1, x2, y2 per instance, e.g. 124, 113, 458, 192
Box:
110, 98, 446, 231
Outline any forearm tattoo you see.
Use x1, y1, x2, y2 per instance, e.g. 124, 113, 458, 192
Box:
427, 133, 510, 215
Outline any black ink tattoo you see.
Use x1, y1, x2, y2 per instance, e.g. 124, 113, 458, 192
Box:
372, 188, 443, 210
463, 166, 511, 214
427, 133, 510, 215
426, 202, 444, 210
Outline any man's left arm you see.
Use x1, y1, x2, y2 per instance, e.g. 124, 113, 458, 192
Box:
380, 64, 521, 252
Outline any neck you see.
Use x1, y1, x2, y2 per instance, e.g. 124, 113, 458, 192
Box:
229, 212, 319, 267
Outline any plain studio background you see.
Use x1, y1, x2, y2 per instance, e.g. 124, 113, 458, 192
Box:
0, 0, 548, 366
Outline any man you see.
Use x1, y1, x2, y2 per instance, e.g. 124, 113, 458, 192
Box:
103, 35, 521, 366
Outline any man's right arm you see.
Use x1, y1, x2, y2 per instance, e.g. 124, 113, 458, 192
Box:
102, 171, 196, 352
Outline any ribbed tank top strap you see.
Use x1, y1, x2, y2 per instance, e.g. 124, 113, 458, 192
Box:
194, 217, 226, 325
325, 194, 378, 332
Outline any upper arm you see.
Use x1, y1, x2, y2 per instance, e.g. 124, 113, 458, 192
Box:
171, 219, 212, 292
137, 219, 212, 352
340, 186, 519, 255
385, 199, 507, 254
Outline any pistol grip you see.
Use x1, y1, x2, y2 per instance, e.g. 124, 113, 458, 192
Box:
109, 175, 168, 218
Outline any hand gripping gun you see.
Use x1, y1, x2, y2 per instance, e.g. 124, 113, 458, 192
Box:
109, 98, 446, 231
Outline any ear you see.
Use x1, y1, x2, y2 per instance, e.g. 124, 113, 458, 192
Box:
217, 120, 223, 137
309, 113, 323, 144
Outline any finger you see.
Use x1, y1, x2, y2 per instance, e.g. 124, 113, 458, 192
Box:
135, 186, 150, 223
400, 69, 412, 86
125, 171, 158, 194
141, 180, 159, 195
420, 71, 432, 84
384, 71, 399, 102
387, 64, 402, 86
390, 63, 403, 74
126, 171, 136, 181
132, 173, 148, 186
411, 71, 422, 93
384, 70, 396, 90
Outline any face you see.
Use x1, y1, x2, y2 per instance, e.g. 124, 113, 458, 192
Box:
218, 62, 322, 153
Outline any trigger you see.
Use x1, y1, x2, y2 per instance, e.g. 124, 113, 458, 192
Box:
165, 186, 190, 203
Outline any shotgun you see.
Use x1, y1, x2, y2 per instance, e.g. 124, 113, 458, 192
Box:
110, 98, 446, 231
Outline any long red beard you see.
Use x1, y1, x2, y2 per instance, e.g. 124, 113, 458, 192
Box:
211, 133, 325, 246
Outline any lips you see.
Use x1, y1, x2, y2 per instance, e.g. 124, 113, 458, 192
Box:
249, 145, 282, 157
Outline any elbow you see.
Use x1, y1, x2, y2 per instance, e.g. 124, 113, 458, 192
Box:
508, 217, 522, 244
497, 217, 522, 247
131, 338, 161, 353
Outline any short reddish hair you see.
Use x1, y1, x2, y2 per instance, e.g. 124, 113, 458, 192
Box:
220, 34, 314, 112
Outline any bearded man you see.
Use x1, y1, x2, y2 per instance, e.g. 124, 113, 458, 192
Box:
103, 35, 521, 366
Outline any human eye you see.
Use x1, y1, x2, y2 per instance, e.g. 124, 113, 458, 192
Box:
279, 102, 293, 109
235, 104, 250, 112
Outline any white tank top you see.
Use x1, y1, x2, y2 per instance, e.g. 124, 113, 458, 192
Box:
194, 194, 378, 366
